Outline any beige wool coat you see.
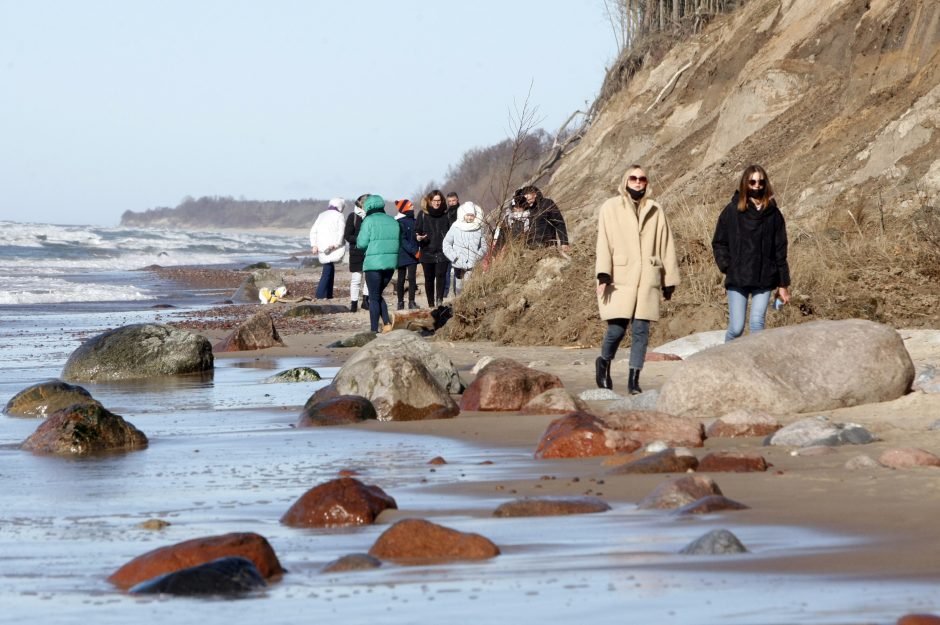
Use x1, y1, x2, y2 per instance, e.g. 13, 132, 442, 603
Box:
595, 176, 680, 322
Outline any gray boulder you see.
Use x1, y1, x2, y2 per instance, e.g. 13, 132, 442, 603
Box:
332, 354, 459, 421
327, 332, 377, 348
263, 367, 321, 383
658, 319, 914, 418
231, 269, 290, 303
766, 416, 878, 447
679, 529, 748, 555
62, 323, 213, 382
341, 329, 463, 393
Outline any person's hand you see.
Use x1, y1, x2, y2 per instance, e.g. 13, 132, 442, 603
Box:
416, 233, 427, 241
778, 286, 791, 304
663, 285, 675, 301
596, 283, 608, 298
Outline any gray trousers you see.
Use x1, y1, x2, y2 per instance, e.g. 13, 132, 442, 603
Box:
600, 318, 650, 369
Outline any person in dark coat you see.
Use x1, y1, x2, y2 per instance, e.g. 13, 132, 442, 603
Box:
344, 194, 370, 312
442, 191, 460, 298
712, 164, 791, 342
492, 189, 530, 254
394, 199, 420, 310
522, 185, 570, 252
415, 189, 452, 307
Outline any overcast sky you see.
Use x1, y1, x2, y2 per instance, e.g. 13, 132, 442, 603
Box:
1, 1, 618, 226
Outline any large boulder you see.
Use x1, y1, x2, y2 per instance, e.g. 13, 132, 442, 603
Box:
62, 323, 213, 382
340, 329, 462, 393
108, 532, 284, 590
331, 355, 459, 421
280, 477, 397, 528
368, 519, 499, 563
21, 403, 147, 455
297, 395, 377, 427
3, 380, 100, 417
214, 310, 284, 352
460, 358, 564, 411
658, 319, 915, 418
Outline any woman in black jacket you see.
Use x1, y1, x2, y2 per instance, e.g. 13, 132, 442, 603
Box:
344, 194, 371, 312
394, 199, 420, 310
415, 189, 451, 307
711, 165, 791, 342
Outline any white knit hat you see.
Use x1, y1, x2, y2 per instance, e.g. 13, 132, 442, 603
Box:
328, 197, 346, 211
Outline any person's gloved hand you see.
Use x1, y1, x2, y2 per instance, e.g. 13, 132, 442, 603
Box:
663, 286, 675, 301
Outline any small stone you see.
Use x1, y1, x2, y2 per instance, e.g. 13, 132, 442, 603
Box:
321, 553, 382, 573
139, 519, 171, 530
673, 495, 750, 516
492, 496, 611, 517
679, 529, 748, 555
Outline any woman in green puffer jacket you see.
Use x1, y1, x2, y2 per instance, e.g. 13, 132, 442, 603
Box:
356, 195, 401, 332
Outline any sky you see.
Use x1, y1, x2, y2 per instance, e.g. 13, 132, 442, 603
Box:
1, 1, 619, 226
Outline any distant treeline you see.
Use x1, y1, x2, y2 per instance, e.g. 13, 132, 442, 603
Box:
120, 196, 329, 229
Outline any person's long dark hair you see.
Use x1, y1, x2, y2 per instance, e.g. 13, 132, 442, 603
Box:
737, 165, 774, 212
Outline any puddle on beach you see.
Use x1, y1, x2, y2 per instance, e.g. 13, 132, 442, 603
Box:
2, 307, 939, 623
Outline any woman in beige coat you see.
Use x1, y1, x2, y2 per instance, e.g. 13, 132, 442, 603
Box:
595, 165, 680, 394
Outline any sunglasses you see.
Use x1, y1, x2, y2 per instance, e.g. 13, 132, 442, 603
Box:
748, 179, 766, 187
628, 175, 648, 184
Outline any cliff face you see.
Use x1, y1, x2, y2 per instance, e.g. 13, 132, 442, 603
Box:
446, 0, 940, 347
550, 0, 940, 238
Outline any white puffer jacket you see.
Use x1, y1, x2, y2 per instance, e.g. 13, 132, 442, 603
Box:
442, 202, 488, 270
309, 199, 347, 264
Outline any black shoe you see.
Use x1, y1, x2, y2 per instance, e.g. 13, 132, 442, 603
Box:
628, 368, 642, 395
349, 301, 358, 313
408, 301, 419, 310
362, 295, 369, 309
396, 302, 405, 311
595, 357, 612, 389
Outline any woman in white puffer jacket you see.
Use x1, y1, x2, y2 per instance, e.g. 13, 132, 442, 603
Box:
442, 202, 488, 297
309, 197, 347, 299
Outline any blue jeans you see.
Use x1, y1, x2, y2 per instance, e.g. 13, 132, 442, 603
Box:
315, 262, 335, 299
600, 318, 649, 369
725, 286, 772, 342
364, 269, 394, 332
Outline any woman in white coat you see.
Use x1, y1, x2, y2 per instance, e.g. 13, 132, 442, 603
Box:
442, 202, 487, 296
595, 166, 680, 394
310, 197, 347, 300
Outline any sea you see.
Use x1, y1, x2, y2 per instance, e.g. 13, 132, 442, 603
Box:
0, 220, 936, 624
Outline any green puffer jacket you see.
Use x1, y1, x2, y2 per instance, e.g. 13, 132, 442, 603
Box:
357, 199, 401, 271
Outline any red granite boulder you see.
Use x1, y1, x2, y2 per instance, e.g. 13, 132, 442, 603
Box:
460, 358, 563, 411
534, 411, 642, 459
21, 403, 147, 455
297, 395, 377, 427
698, 451, 769, 472
368, 518, 499, 563
214, 310, 284, 352
280, 477, 397, 528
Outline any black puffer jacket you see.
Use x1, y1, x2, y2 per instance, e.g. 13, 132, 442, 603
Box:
527, 192, 569, 247
416, 205, 451, 264
711, 192, 790, 289
344, 210, 366, 272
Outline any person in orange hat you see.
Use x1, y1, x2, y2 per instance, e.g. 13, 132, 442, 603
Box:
394, 198, 420, 310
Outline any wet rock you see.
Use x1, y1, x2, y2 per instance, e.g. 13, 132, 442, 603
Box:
367, 518, 499, 563
673, 495, 750, 516
658, 319, 915, 417
897, 614, 940, 625
522, 388, 589, 415
62, 323, 213, 382
679, 529, 748, 555
21, 403, 147, 455
342, 329, 463, 393
3, 379, 100, 417
578, 388, 623, 401
607, 448, 698, 475
427, 456, 447, 465
768, 416, 878, 447
284, 304, 347, 317
214, 310, 284, 352
321, 553, 382, 573
603, 410, 705, 448
637, 475, 723, 510
263, 367, 321, 383
644, 352, 682, 362
326, 332, 377, 348
606, 389, 660, 412
331, 355, 459, 421
492, 496, 611, 517
698, 451, 768, 473
878, 448, 940, 469
460, 358, 563, 411
297, 395, 377, 427
705, 409, 782, 438
129, 556, 266, 596
280, 477, 397, 528
534, 411, 641, 459
845, 455, 881, 470
108, 532, 284, 590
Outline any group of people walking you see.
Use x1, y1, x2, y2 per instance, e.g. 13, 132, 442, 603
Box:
308, 163, 790, 376
593, 163, 790, 394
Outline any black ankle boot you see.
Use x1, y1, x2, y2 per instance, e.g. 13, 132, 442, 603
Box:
408, 301, 419, 310
362, 295, 369, 309
349, 300, 358, 313
396, 301, 404, 311
628, 368, 642, 395
595, 357, 612, 389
